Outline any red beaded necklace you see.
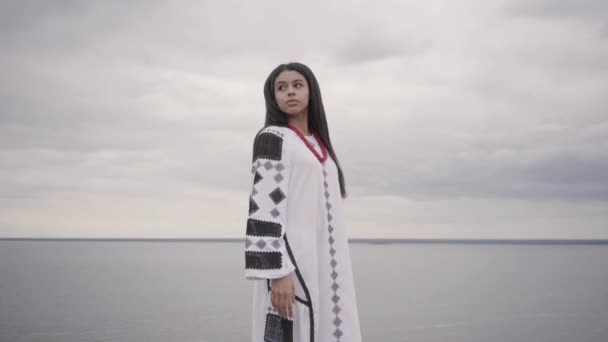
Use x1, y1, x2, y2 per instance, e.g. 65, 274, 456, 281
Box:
287, 123, 328, 162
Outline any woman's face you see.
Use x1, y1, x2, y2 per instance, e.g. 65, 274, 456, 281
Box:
274, 70, 310, 116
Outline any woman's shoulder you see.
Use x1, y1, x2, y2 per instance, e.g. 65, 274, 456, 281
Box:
257, 125, 289, 138
253, 125, 293, 162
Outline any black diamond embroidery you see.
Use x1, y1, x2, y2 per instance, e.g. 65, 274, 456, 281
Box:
332, 293, 340, 303
323, 166, 342, 341
333, 317, 342, 327
254, 171, 263, 184
256, 239, 267, 249
271, 239, 281, 249
270, 208, 280, 218
269, 187, 286, 205
333, 328, 343, 338
249, 197, 259, 215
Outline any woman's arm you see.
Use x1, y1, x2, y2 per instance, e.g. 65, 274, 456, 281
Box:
244, 128, 296, 280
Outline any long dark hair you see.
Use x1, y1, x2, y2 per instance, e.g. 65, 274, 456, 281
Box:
261, 62, 347, 199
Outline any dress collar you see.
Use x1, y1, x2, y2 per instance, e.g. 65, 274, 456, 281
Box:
286, 123, 328, 162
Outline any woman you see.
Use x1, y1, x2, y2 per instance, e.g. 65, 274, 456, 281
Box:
244, 62, 362, 342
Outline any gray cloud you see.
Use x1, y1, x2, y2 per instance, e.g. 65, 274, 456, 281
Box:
0, 1, 152, 54
332, 25, 431, 65
1, 0, 607, 238
504, 0, 608, 19
504, 0, 608, 39
0, 1, 86, 34
601, 21, 608, 37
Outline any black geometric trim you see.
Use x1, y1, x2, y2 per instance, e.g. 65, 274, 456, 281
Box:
247, 218, 282, 237
264, 312, 293, 342
295, 296, 309, 305
249, 197, 259, 215
253, 132, 283, 162
246, 251, 282, 270
254, 171, 263, 184
264, 312, 282, 342
284, 234, 315, 342
282, 316, 294, 342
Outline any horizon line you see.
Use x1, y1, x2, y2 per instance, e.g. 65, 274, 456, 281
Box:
2, 237, 608, 245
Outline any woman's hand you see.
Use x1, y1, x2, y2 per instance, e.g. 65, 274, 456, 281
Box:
271, 273, 295, 319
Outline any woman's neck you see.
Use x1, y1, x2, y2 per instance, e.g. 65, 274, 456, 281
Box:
288, 112, 311, 136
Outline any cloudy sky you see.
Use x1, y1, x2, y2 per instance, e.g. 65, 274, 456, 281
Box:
1, 0, 607, 239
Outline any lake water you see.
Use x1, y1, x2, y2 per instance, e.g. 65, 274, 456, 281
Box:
1, 240, 607, 341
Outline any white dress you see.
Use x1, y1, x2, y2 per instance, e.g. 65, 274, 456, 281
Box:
244, 125, 362, 342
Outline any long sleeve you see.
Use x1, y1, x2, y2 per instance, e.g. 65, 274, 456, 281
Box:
244, 128, 296, 280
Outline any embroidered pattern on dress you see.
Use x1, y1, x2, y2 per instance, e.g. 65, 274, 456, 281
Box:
264, 313, 283, 342
245, 235, 284, 252
247, 219, 282, 237
253, 132, 283, 161
245, 251, 283, 269
264, 312, 293, 342
269, 187, 286, 205
283, 234, 316, 342
322, 162, 343, 341
263, 127, 285, 138
249, 196, 259, 215
250, 159, 287, 218
245, 127, 292, 274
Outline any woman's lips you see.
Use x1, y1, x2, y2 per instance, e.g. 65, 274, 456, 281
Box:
286, 100, 299, 104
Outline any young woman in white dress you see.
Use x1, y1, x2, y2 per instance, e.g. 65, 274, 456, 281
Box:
244, 62, 362, 342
